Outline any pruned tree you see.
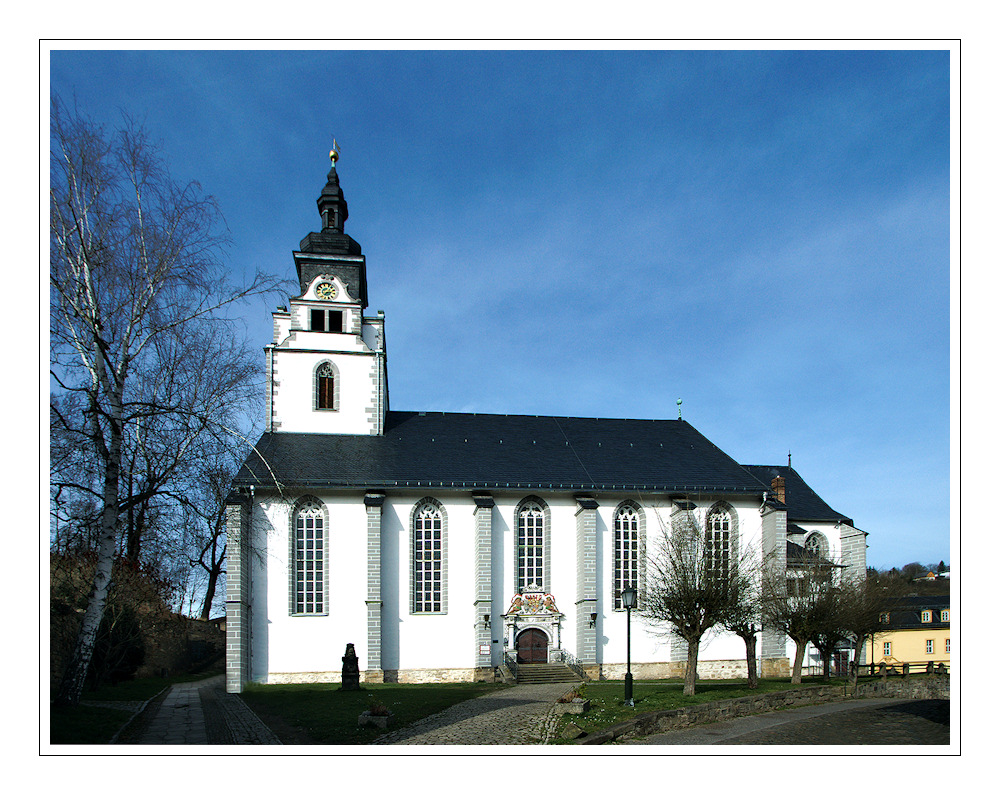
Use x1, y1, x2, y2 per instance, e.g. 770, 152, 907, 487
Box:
719, 551, 764, 689
809, 584, 849, 681
643, 503, 755, 696
50, 96, 279, 705
762, 554, 838, 684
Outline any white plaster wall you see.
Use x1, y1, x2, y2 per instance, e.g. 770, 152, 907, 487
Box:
252, 489, 784, 681
251, 494, 372, 681
271, 344, 377, 434
381, 493, 478, 671
598, 496, 766, 667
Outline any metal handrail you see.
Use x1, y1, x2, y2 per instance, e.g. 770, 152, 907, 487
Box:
502, 651, 519, 681
549, 648, 587, 680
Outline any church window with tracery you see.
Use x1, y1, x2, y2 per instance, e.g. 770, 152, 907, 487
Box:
517, 501, 546, 591
292, 499, 326, 615
614, 503, 642, 609
706, 505, 733, 581
412, 500, 445, 613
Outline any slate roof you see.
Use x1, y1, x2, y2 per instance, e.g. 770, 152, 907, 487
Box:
742, 464, 853, 525
880, 595, 951, 630
234, 411, 770, 494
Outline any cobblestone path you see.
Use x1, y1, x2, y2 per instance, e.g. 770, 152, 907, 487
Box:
372, 683, 572, 745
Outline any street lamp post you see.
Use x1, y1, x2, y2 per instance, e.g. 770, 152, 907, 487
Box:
622, 584, 637, 706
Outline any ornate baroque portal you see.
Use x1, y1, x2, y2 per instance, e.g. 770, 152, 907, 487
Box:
504, 585, 564, 662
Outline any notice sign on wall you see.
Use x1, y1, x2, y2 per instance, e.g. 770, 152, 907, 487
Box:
479, 644, 490, 655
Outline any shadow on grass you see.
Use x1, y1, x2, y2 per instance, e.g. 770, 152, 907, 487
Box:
240, 681, 507, 745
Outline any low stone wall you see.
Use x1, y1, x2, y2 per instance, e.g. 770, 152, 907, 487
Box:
579, 676, 950, 745
854, 676, 949, 700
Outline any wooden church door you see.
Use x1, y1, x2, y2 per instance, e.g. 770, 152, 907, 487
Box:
516, 628, 548, 664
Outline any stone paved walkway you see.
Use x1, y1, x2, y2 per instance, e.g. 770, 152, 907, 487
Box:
117, 674, 280, 745
372, 683, 573, 745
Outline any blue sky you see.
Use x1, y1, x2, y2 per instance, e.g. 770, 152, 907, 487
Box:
48, 47, 952, 571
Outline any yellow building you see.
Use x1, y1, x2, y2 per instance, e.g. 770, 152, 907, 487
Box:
864, 595, 951, 670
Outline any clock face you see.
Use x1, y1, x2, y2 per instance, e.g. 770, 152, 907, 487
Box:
316, 282, 338, 300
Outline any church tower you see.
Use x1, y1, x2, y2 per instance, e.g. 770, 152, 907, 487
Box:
265, 145, 388, 435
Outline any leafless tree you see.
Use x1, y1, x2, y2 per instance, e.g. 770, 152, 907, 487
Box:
719, 551, 764, 689
642, 503, 756, 696
762, 555, 839, 684
838, 571, 906, 685
50, 97, 279, 705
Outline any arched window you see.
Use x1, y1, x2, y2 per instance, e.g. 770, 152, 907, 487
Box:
517, 498, 548, 591
315, 361, 339, 411
706, 503, 736, 581
804, 532, 829, 560
411, 499, 447, 613
291, 498, 327, 615
614, 502, 644, 609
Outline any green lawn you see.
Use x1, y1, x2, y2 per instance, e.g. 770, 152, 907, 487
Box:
239, 681, 505, 744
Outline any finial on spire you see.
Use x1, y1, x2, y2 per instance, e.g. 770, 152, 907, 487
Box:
788, 450, 792, 467
329, 138, 340, 166
677, 398, 683, 420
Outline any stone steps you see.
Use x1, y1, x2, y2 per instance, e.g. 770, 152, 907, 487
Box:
515, 663, 583, 684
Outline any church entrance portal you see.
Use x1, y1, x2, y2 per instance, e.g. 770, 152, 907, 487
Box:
516, 628, 548, 664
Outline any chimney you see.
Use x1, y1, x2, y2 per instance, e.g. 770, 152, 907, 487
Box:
771, 476, 786, 504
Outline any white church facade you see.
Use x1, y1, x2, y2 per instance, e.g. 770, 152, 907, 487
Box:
224, 154, 866, 692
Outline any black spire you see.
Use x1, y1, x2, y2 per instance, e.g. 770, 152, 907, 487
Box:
293, 145, 368, 307
317, 163, 349, 233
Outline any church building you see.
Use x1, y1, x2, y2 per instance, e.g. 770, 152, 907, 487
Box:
224, 152, 866, 692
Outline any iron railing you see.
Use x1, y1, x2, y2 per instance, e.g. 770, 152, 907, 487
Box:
502, 651, 519, 681
549, 648, 587, 680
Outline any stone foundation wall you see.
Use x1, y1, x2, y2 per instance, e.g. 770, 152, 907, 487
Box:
761, 657, 791, 679
599, 659, 772, 681
264, 667, 486, 685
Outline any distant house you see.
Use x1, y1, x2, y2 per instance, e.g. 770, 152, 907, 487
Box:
864, 595, 951, 669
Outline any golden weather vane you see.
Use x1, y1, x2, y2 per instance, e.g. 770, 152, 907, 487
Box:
329, 138, 341, 165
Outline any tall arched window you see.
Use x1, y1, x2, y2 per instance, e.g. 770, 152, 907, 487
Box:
315, 361, 339, 411
614, 502, 644, 609
291, 498, 327, 615
517, 499, 548, 591
706, 503, 736, 581
411, 499, 447, 614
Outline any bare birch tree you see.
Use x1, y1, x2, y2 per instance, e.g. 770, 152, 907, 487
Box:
50, 97, 278, 705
